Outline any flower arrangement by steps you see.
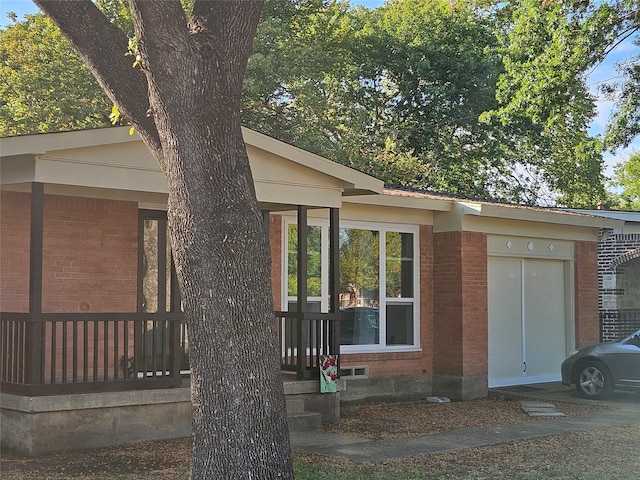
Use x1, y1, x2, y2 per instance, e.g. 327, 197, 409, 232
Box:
320, 355, 338, 393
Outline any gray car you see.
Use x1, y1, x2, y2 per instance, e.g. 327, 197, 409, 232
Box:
561, 329, 640, 399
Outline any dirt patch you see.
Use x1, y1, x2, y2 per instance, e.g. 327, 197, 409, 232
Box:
1, 438, 191, 480
0, 397, 610, 479
324, 397, 606, 439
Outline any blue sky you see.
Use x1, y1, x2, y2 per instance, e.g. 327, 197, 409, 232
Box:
2, 0, 637, 178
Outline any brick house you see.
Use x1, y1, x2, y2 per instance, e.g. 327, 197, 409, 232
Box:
0, 127, 625, 454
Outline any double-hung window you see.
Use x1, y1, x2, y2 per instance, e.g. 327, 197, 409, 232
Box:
284, 218, 419, 353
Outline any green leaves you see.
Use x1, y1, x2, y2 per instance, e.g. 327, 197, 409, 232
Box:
0, 13, 114, 136
243, 0, 512, 200
604, 33, 640, 150
608, 151, 640, 210
483, 0, 625, 206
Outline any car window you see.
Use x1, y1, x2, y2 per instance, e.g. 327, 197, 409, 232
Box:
625, 334, 640, 348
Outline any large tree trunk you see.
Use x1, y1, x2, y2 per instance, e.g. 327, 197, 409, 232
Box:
163, 106, 292, 479
167, 112, 292, 479
34, 1, 293, 478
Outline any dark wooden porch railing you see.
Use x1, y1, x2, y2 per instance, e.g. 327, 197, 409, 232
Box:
276, 311, 341, 380
1, 310, 340, 395
1, 312, 185, 396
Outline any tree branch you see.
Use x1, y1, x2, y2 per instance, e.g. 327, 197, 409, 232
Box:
34, 0, 162, 159
128, 0, 192, 114
191, 0, 265, 95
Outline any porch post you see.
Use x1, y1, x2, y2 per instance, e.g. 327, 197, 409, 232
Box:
329, 208, 340, 358
25, 182, 44, 385
329, 208, 340, 313
296, 206, 308, 314
296, 206, 308, 379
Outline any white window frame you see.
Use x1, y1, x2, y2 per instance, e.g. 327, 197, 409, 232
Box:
282, 216, 420, 354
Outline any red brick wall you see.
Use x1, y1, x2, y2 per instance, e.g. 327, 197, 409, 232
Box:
342, 225, 433, 378
433, 231, 463, 375
432, 231, 488, 377
269, 214, 282, 310
42, 195, 138, 313
575, 241, 599, 347
341, 351, 427, 377
1, 192, 139, 381
460, 232, 488, 376
419, 225, 433, 375
0, 191, 31, 312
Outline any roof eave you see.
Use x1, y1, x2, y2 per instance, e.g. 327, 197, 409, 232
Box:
460, 202, 625, 229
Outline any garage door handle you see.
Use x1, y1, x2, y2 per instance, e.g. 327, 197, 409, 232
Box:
523, 362, 527, 373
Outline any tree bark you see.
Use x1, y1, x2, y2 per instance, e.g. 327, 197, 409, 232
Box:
34, 1, 293, 478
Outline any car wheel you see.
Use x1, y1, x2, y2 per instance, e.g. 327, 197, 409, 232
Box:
575, 361, 613, 400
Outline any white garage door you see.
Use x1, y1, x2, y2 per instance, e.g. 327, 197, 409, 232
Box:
488, 257, 567, 387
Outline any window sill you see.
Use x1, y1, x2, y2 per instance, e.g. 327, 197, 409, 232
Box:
339, 346, 422, 355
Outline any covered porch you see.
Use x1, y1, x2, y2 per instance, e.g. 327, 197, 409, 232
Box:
1, 187, 342, 396
0, 126, 383, 454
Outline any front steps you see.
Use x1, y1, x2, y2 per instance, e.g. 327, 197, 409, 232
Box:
283, 377, 342, 432
286, 397, 323, 432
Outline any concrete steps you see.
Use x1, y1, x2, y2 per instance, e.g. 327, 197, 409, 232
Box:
286, 397, 323, 433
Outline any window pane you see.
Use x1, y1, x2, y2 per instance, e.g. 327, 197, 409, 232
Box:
339, 228, 379, 346
386, 304, 414, 345
142, 219, 158, 313
386, 232, 413, 298
339, 228, 379, 308
340, 307, 379, 345
287, 225, 322, 297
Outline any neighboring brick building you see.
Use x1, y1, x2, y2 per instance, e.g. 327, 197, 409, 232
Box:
577, 210, 640, 342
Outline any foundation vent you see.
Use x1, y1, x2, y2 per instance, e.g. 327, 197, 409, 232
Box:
339, 365, 369, 379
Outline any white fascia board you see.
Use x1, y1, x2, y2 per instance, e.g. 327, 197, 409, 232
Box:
345, 192, 452, 211
568, 209, 640, 224
1, 127, 138, 157
460, 202, 625, 230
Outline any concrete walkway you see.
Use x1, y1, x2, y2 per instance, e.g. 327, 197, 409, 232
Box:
289, 382, 640, 463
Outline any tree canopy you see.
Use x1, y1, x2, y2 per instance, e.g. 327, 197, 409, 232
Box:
244, 0, 639, 207
0, 12, 113, 135
3, 0, 639, 208
609, 151, 640, 209
602, 0, 640, 150
484, 0, 638, 206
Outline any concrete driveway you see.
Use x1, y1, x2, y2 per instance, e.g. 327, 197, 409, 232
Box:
490, 381, 640, 412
